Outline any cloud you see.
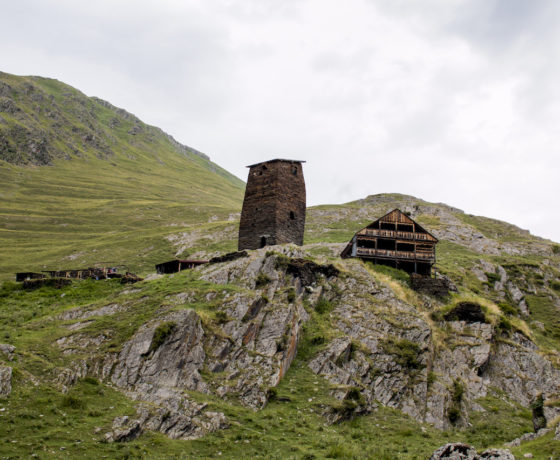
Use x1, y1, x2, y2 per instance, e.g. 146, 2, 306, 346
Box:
1, 0, 559, 242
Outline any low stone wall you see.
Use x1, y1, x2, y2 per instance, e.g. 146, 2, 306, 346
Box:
410, 273, 452, 298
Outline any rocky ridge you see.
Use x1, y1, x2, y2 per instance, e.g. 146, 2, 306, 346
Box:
49, 243, 560, 442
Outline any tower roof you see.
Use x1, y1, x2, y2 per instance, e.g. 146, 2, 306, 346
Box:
246, 158, 306, 168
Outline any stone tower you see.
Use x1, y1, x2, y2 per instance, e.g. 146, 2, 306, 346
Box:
238, 159, 306, 250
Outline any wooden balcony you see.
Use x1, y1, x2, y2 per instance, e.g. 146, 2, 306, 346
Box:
360, 228, 435, 241
355, 247, 435, 262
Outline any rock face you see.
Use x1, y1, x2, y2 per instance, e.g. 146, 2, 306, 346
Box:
55, 246, 560, 441
429, 443, 515, 459
0, 344, 15, 361
59, 247, 326, 440
0, 366, 12, 397
305, 259, 560, 429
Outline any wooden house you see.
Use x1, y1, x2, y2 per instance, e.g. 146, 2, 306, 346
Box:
341, 209, 438, 275
155, 259, 208, 275
16, 272, 46, 282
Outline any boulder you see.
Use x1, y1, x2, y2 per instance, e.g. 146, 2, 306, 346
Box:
0, 366, 12, 397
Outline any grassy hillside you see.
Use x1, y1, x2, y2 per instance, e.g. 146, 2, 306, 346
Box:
0, 71, 245, 281
1, 255, 558, 459
2, 73, 560, 459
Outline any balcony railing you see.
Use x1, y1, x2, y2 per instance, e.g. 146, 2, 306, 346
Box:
355, 248, 435, 262
360, 228, 434, 241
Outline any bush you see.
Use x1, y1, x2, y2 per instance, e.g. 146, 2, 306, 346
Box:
497, 316, 512, 335
552, 244, 560, 255
215, 311, 229, 324
255, 273, 271, 288
383, 338, 423, 369
276, 334, 289, 352
148, 321, 176, 354
485, 272, 501, 285
345, 387, 365, 405
310, 335, 325, 345
315, 297, 333, 314
61, 395, 86, 410
452, 380, 464, 404
427, 371, 436, 387
498, 302, 518, 316
266, 387, 278, 401
447, 407, 460, 424
287, 288, 296, 303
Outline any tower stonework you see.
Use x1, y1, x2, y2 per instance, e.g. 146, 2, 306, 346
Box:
238, 159, 306, 250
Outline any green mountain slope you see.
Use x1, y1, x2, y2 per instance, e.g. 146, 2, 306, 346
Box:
0, 71, 245, 280
2, 73, 560, 459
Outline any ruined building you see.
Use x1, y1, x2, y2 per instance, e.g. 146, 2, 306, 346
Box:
238, 159, 306, 250
341, 209, 438, 275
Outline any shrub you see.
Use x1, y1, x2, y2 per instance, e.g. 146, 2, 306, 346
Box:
315, 297, 333, 314
551, 281, 560, 293
310, 335, 325, 345
266, 387, 278, 401
274, 254, 291, 269
485, 272, 501, 285
427, 371, 436, 387
345, 386, 365, 405
276, 334, 289, 352
497, 316, 512, 335
447, 407, 460, 424
82, 376, 99, 385
430, 310, 444, 322
148, 321, 176, 354
287, 288, 296, 303
383, 338, 423, 369
255, 273, 271, 288
61, 395, 86, 410
215, 311, 229, 324
498, 302, 518, 316
552, 244, 560, 255
452, 380, 464, 404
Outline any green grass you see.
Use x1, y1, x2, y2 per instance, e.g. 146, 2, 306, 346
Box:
0, 72, 245, 282
2, 72, 560, 457
0, 256, 553, 459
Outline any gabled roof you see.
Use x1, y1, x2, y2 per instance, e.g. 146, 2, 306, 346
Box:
340, 208, 438, 258
361, 209, 438, 242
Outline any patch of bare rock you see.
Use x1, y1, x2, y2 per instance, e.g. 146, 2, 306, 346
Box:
430, 443, 514, 459
54, 246, 560, 442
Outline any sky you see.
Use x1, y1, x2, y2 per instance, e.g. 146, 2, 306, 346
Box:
2, 0, 560, 242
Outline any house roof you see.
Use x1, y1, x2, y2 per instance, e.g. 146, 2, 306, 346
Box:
246, 159, 306, 168
155, 259, 208, 266
363, 209, 439, 242
340, 208, 438, 258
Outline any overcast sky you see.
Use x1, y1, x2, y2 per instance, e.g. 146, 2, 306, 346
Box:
2, 0, 559, 242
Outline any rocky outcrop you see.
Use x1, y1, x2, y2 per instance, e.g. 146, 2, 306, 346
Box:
53, 246, 560, 441
0, 366, 12, 397
430, 443, 514, 459
58, 248, 322, 440
506, 427, 550, 447
0, 344, 15, 361
306, 258, 560, 429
